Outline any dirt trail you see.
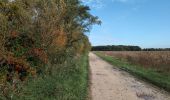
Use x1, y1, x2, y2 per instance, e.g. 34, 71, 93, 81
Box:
89, 53, 170, 100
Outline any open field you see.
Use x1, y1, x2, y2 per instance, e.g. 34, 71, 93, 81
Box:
100, 51, 170, 73
94, 51, 170, 92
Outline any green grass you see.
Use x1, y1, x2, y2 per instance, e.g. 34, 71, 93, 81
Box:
95, 52, 170, 92
1, 54, 89, 100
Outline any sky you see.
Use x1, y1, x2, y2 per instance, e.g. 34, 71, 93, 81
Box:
82, 0, 170, 48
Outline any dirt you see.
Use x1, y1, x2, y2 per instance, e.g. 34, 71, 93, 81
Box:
89, 53, 170, 100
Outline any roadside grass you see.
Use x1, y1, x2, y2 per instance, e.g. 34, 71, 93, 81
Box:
1, 55, 89, 100
94, 52, 170, 92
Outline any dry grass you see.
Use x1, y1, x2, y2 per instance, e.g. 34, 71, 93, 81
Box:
101, 51, 170, 74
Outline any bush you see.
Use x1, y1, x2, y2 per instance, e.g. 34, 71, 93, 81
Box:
0, 0, 100, 99
0, 54, 89, 100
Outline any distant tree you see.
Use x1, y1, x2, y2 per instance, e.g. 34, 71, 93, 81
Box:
91, 45, 142, 51
143, 48, 170, 51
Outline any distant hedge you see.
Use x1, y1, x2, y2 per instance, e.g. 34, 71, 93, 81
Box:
91, 45, 142, 51
91, 45, 170, 51
143, 48, 170, 51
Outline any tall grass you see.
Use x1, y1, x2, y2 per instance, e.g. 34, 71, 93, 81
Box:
0, 54, 89, 100
102, 51, 170, 74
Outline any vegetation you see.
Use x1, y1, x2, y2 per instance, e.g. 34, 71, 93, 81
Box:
95, 51, 170, 92
92, 45, 142, 51
0, 0, 100, 99
92, 45, 170, 51
0, 54, 89, 100
143, 48, 170, 51
102, 51, 170, 73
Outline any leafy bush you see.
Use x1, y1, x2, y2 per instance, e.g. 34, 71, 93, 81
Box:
0, 54, 89, 100
0, 0, 100, 98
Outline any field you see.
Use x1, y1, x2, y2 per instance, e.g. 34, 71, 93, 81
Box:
95, 51, 170, 92
102, 51, 170, 73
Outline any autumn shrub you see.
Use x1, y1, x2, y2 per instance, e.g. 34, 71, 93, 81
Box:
0, 0, 100, 98
0, 54, 89, 100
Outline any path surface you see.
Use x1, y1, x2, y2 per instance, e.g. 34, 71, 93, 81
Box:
89, 53, 170, 100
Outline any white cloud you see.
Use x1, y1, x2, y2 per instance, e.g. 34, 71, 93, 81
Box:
112, 0, 129, 3
112, 0, 146, 4
81, 0, 104, 9
81, 0, 140, 9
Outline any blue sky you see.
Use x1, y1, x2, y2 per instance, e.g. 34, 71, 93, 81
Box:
82, 0, 170, 48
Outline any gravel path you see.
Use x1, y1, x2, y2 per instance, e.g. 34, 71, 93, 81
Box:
89, 53, 170, 100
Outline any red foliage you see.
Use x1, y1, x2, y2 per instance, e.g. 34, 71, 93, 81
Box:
6, 54, 30, 81
28, 48, 48, 64
10, 30, 19, 38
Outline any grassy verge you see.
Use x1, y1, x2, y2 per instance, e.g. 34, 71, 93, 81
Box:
94, 52, 170, 92
1, 54, 89, 100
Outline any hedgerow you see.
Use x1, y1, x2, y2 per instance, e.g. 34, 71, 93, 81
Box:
0, 0, 100, 99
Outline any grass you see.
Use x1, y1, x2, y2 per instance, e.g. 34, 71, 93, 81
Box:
100, 51, 170, 73
0, 54, 89, 100
95, 52, 170, 92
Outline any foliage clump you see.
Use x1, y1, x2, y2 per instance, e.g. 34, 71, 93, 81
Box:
0, 0, 100, 98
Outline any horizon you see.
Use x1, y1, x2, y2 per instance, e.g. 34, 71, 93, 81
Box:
82, 0, 170, 48
92, 44, 170, 49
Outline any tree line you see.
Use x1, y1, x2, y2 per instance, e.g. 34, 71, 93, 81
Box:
92, 45, 142, 51
143, 48, 170, 51
92, 45, 170, 51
